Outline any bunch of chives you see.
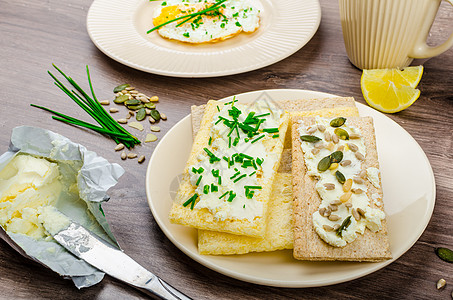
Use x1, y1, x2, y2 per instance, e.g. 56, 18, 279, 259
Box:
31, 64, 140, 148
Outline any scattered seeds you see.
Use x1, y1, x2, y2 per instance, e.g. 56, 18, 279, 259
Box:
340, 160, 351, 167
335, 171, 346, 184
318, 156, 332, 172
353, 176, 364, 184
343, 178, 353, 192
129, 121, 144, 131
347, 143, 358, 152
145, 102, 156, 109
355, 152, 365, 160
317, 124, 326, 132
334, 128, 349, 140
136, 108, 146, 121
436, 278, 446, 290
435, 247, 453, 263
340, 191, 352, 203
351, 188, 364, 194
145, 133, 158, 142
121, 151, 127, 160
323, 225, 334, 231
127, 153, 138, 159
117, 118, 127, 124
345, 202, 353, 209
99, 100, 110, 105
349, 133, 360, 139
352, 208, 361, 221
330, 117, 346, 127
149, 116, 156, 123
319, 207, 326, 216
357, 207, 366, 217
149, 96, 159, 102
328, 214, 341, 221
324, 183, 335, 190
331, 200, 342, 206
113, 95, 129, 104
138, 155, 146, 164
307, 126, 317, 134
332, 134, 339, 144
109, 108, 119, 113
126, 113, 132, 120
150, 126, 161, 132
328, 204, 338, 211
301, 135, 322, 142
150, 110, 161, 121
114, 143, 125, 151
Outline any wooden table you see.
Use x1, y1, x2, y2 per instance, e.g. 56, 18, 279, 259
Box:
1, 0, 452, 299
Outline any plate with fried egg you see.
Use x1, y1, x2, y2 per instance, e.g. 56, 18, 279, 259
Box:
87, 0, 321, 77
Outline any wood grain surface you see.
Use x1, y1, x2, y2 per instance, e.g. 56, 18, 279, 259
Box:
1, 0, 452, 299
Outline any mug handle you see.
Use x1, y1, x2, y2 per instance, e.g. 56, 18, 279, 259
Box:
409, 0, 453, 59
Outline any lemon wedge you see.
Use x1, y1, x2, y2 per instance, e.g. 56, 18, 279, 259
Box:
361, 66, 423, 113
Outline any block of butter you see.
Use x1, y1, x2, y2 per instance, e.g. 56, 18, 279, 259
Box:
0, 126, 124, 288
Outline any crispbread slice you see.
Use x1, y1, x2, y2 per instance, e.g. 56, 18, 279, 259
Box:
292, 116, 391, 261
198, 173, 293, 255
191, 99, 360, 255
169, 100, 289, 238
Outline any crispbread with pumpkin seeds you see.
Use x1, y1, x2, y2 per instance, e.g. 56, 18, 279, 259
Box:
169, 100, 289, 238
292, 116, 391, 261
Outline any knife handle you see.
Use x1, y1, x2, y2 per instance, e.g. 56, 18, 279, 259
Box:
139, 276, 192, 300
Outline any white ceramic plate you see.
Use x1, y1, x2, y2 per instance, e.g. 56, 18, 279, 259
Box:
145, 89, 435, 287
87, 0, 321, 77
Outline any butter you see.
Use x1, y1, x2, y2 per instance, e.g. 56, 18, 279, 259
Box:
38, 206, 70, 236
0, 154, 63, 239
189, 100, 284, 221
298, 117, 385, 247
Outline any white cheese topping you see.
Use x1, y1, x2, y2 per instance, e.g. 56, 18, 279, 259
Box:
298, 117, 385, 247
188, 100, 284, 221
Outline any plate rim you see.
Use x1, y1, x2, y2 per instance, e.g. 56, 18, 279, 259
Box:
145, 89, 436, 287
86, 0, 322, 78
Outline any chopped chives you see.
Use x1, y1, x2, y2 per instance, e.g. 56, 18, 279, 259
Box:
263, 128, 279, 133
211, 183, 218, 192
216, 106, 220, 112
203, 185, 210, 194
190, 197, 196, 210
272, 134, 280, 138
211, 169, 219, 177
195, 175, 203, 186
256, 158, 264, 165
218, 176, 222, 185
208, 136, 212, 145
244, 185, 262, 190
233, 174, 247, 183
249, 171, 256, 176
183, 193, 198, 208
219, 191, 229, 199
240, 153, 253, 160
224, 97, 238, 105
251, 134, 265, 144
230, 171, 241, 179
227, 191, 236, 202
233, 137, 239, 146
255, 112, 270, 118
215, 118, 223, 125
228, 136, 231, 148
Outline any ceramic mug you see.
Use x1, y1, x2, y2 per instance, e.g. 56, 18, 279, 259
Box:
339, 0, 453, 69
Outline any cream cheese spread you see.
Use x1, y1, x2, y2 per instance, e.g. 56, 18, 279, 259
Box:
188, 99, 284, 221
298, 117, 385, 247
0, 154, 63, 239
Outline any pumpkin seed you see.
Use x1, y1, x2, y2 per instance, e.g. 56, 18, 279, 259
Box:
125, 98, 141, 106
335, 170, 346, 184
329, 163, 339, 170
150, 126, 160, 132
330, 151, 343, 163
318, 156, 331, 172
113, 84, 130, 93
136, 108, 146, 121
334, 128, 349, 140
150, 110, 161, 121
144, 102, 156, 109
121, 151, 127, 160
435, 247, 453, 263
336, 215, 352, 237
128, 104, 145, 110
330, 117, 346, 127
129, 122, 144, 131
113, 95, 129, 104
138, 155, 146, 164
145, 133, 158, 142
301, 135, 321, 142
114, 143, 125, 151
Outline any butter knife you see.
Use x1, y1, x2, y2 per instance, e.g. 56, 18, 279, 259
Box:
44, 220, 191, 300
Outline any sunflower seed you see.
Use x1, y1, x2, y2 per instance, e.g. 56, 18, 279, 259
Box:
340, 191, 352, 202
349, 133, 360, 139
328, 214, 341, 221
347, 143, 358, 152
109, 108, 119, 113
328, 204, 338, 211
436, 278, 446, 290
125, 86, 135, 91
337, 145, 344, 152
357, 207, 366, 217
145, 108, 152, 115
330, 117, 346, 127
343, 179, 353, 192
150, 126, 160, 132
345, 202, 353, 208
121, 151, 127, 160
323, 225, 334, 231
126, 113, 132, 120
149, 116, 156, 123
324, 131, 332, 142
307, 126, 317, 134
352, 208, 361, 221
114, 143, 125, 151
355, 152, 365, 160
117, 119, 127, 124
324, 207, 332, 217
317, 124, 326, 132
138, 155, 146, 164
351, 188, 364, 194
353, 176, 364, 184
333, 224, 340, 231
359, 169, 367, 178
129, 122, 144, 131
127, 153, 137, 159
99, 100, 110, 105
324, 183, 335, 190
331, 200, 342, 206
139, 96, 150, 103
332, 134, 339, 144
129, 90, 139, 95
319, 207, 326, 216
340, 159, 351, 167
149, 96, 159, 102
311, 148, 320, 155
160, 113, 167, 120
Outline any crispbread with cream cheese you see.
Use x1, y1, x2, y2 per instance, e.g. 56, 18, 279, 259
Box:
191, 99, 360, 255
169, 100, 289, 238
292, 116, 391, 261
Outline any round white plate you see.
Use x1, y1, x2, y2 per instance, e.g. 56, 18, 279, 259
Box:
145, 89, 435, 287
87, 0, 321, 77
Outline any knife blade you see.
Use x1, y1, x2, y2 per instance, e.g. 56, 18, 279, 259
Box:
44, 220, 191, 300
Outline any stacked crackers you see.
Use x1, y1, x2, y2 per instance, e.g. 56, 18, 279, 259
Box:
170, 97, 391, 262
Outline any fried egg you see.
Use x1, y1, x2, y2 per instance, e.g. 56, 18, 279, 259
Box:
152, 0, 260, 44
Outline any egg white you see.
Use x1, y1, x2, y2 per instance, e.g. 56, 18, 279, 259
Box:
152, 0, 260, 44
